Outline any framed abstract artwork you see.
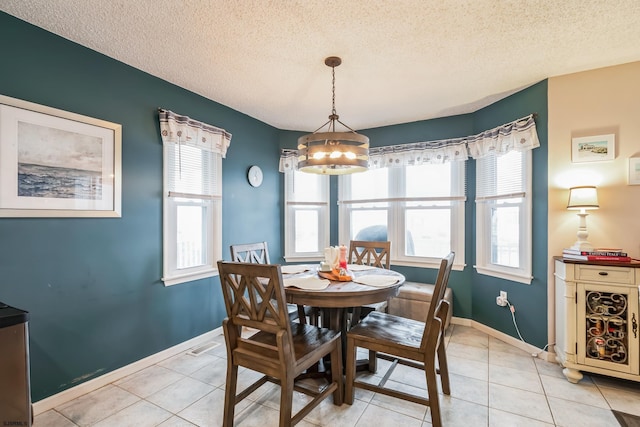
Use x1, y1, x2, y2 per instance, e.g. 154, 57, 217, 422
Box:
0, 95, 121, 217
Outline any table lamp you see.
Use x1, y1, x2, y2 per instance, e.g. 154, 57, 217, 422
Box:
567, 186, 599, 251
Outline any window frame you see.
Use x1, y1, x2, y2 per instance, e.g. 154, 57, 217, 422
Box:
162, 145, 222, 286
283, 170, 330, 262
475, 150, 533, 284
338, 162, 466, 270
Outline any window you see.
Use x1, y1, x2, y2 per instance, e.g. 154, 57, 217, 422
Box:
339, 162, 466, 269
283, 170, 330, 261
475, 150, 532, 284
162, 143, 222, 286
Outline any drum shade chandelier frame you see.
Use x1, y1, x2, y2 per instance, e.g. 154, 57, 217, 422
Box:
297, 56, 369, 175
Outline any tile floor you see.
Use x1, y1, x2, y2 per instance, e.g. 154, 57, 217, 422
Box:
34, 324, 640, 426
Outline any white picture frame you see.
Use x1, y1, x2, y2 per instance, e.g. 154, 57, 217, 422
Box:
571, 134, 615, 163
0, 95, 122, 217
629, 157, 640, 185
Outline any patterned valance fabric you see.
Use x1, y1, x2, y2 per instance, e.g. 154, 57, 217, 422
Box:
466, 114, 539, 159
159, 109, 231, 157
279, 114, 538, 172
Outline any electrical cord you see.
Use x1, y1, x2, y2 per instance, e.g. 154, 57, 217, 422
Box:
505, 300, 525, 342
504, 299, 555, 358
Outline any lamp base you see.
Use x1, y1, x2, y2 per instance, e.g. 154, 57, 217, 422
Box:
570, 240, 594, 252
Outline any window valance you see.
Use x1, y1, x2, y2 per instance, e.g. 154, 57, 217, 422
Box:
279, 114, 538, 171
159, 109, 231, 157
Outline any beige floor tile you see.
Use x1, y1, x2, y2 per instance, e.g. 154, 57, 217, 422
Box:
157, 352, 220, 376
146, 376, 215, 413
539, 374, 609, 409
489, 336, 530, 355
304, 398, 367, 426
34, 410, 78, 427
443, 372, 488, 406
369, 380, 428, 420
356, 402, 423, 427
533, 358, 565, 379
489, 364, 543, 393
448, 354, 489, 381
56, 384, 140, 426
547, 396, 619, 427
597, 383, 640, 417
188, 356, 228, 387
591, 373, 640, 393
489, 383, 553, 424
488, 408, 554, 427
449, 326, 489, 349
92, 400, 172, 427
115, 365, 184, 398
156, 416, 197, 426
234, 400, 318, 427
447, 340, 489, 362
177, 388, 248, 427
488, 349, 537, 373
433, 396, 488, 426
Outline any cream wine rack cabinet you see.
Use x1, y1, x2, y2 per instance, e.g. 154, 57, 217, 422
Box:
554, 258, 640, 383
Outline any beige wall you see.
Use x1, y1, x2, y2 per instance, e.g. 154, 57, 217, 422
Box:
547, 61, 640, 345
549, 61, 640, 261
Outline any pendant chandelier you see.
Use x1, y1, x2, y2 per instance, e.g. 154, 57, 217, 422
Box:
297, 56, 369, 175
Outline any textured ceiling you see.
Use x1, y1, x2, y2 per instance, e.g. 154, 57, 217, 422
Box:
2, 1, 640, 131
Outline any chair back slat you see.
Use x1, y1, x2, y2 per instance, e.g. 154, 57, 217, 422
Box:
230, 241, 271, 264
218, 261, 292, 339
348, 240, 391, 269
419, 252, 455, 352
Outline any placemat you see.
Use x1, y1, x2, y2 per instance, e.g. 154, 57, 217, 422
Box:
347, 264, 377, 271
280, 264, 310, 274
352, 274, 400, 287
283, 277, 330, 290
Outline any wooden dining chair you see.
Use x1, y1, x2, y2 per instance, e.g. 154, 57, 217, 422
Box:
230, 241, 306, 322
218, 261, 343, 427
230, 241, 271, 264
348, 240, 391, 321
344, 252, 455, 427
348, 240, 391, 269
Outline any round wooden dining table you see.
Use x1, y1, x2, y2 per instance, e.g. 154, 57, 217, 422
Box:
282, 264, 405, 367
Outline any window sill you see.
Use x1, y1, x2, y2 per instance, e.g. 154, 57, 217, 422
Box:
474, 265, 532, 284
163, 268, 218, 286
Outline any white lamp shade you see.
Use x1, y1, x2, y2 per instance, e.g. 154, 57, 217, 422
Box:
567, 186, 599, 210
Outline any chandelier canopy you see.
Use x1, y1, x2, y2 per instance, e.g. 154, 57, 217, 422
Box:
297, 56, 369, 175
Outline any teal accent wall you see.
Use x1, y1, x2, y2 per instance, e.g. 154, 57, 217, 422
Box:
1, 10, 548, 402
471, 81, 549, 348
280, 84, 549, 347
0, 12, 283, 401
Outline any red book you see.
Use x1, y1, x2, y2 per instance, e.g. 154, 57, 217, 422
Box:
563, 254, 631, 262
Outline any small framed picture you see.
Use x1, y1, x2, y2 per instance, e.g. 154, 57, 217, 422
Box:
629, 157, 640, 185
571, 134, 615, 163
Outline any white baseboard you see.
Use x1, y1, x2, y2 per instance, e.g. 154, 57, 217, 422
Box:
451, 316, 554, 362
33, 326, 223, 415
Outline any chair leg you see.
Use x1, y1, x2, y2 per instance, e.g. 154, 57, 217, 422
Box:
436, 337, 451, 395
296, 305, 307, 324
279, 375, 295, 427
345, 336, 356, 405
330, 342, 344, 405
424, 355, 442, 427
368, 350, 378, 373
223, 363, 238, 427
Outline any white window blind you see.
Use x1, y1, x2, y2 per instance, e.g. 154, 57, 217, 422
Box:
476, 150, 525, 201
159, 109, 230, 286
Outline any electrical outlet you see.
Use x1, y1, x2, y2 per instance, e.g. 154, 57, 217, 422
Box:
496, 291, 508, 307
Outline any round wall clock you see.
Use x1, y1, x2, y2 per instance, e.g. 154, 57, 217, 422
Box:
247, 165, 263, 187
